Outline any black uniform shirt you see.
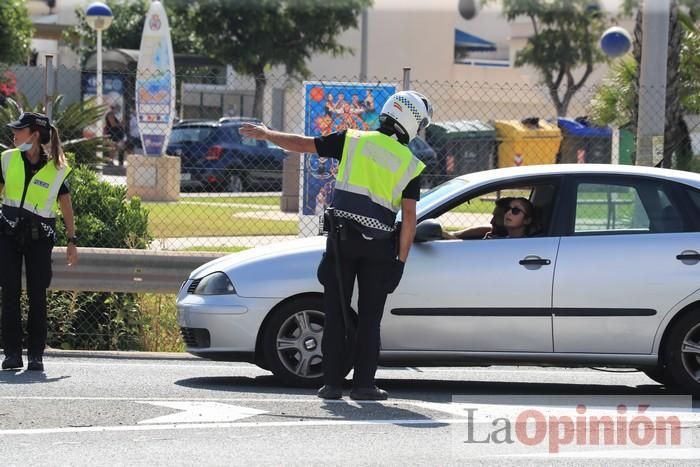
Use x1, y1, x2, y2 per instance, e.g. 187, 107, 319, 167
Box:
313, 131, 421, 201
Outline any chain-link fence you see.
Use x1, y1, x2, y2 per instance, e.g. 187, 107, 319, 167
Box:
1, 62, 698, 351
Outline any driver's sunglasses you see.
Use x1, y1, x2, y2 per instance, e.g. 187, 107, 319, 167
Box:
506, 206, 527, 216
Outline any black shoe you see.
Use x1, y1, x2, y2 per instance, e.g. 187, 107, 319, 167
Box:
317, 385, 343, 400
27, 355, 44, 371
2, 354, 23, 370
350, 386, 389, 401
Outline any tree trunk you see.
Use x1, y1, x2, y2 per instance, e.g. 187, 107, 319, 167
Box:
252, 68, 267, 121
663, 0, 682, 169
548, 85, 567, 117
632, 1, 683, 169
630, 7, 643, 164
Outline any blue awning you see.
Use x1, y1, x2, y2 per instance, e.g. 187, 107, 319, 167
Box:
454, 29, 497, 52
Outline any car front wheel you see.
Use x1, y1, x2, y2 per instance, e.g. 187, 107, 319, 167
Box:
262, 297, 355, 387
663, 311, 700, 395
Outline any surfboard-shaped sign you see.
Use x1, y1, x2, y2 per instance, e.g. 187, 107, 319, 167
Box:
136, 0, 175, 156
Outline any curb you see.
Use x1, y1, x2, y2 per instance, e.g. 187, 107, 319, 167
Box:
41, 349, 199, 362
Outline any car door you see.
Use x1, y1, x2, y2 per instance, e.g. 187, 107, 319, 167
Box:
552, 175, 700, 354
381, 181, 560, 353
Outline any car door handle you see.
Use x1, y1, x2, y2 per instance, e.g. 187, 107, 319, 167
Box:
676, 252, 700, 261
519, 257, 551, 266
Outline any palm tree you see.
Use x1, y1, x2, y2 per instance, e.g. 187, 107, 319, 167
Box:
592, 0, 699, 170
0, 93, 110, 166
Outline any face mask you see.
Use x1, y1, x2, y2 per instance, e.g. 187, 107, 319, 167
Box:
17, 141, 34, 152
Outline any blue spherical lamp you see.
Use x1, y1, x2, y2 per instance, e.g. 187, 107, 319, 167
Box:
600, 26, 632, 58
85, 2, 113, 31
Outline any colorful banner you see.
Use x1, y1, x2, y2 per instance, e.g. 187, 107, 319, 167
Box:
302, 82, 396, 215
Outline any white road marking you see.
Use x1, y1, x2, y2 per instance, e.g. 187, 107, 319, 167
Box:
137, 401, 267, 424
0, 417, 466, 436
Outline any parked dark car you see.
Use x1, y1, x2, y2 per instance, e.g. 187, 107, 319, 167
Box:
408, 136, 439, 188
166, 118, 287, 192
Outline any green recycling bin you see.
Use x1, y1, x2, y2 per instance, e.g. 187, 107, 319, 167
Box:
425, 120, 497, 183
618, 128, 635, 165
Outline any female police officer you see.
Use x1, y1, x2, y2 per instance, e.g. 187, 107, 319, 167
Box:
240, 91, 432, 400
1, 112, 78, 371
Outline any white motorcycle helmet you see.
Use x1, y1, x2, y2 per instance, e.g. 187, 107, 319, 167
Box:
379, 91, 433, 142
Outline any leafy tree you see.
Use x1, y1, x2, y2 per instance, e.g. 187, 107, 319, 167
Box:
497, 0, 609, 116
0, 1, 34, 65
62, 0, 202, 62
171, 0, 373, 119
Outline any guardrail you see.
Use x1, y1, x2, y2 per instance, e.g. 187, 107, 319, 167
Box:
48, 248, 225, 294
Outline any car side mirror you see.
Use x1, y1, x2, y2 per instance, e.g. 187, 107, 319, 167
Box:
414, 219, 443, 243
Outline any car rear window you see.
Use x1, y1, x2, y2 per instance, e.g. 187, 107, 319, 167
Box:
169, 127, 215, 144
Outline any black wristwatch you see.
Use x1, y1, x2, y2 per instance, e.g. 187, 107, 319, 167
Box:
67, 236, 78, 246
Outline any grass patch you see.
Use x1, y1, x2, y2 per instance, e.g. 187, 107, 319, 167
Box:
145, 202, 298, 237
182, 245, 250, 253
450, 197, 496, 214
180, 195, 281, 206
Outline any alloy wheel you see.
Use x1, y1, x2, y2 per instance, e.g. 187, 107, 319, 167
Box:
275, 309, 325, 379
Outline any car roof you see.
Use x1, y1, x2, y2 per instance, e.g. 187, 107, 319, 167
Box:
456, 164, 700, 190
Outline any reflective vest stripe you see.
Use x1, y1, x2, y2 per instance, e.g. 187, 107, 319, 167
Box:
38, 165, 68, 217
333, 180, 395, 211
392, 156, 421, 206
1, 149, 11, 179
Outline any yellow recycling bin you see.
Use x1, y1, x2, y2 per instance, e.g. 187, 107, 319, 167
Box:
495, 119, 562, 168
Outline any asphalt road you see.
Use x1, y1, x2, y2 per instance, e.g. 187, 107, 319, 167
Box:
1, 354, 698, 466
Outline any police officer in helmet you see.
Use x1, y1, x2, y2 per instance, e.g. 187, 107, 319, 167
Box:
1, 112, 78, 371
240, 91, 432, 400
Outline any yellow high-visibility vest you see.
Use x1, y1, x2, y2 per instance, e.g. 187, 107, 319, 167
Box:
336, 129, 424, 212
1, 148, 71, 219
331, 130, 424, 238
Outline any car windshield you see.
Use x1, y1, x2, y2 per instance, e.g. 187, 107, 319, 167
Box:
396, 178, 469, 222
169, 126, 215, 144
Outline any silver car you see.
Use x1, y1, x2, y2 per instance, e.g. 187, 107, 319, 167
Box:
176, 164, 700, 394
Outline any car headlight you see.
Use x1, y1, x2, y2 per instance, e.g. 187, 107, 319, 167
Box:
192, 272, 236, 295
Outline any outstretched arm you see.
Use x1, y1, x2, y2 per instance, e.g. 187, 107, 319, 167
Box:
239, 123, 317, 154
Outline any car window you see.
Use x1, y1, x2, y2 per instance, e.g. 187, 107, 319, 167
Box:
240, 135, 258, 147
573, 181, 684, 234
436, 183, 556, 239
687, 188, 700, 213
169, 127, 214, 144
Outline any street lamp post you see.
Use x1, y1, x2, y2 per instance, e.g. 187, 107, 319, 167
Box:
85, 2, 113, 159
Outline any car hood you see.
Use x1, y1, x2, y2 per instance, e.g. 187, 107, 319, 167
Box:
190, 236, 327, 298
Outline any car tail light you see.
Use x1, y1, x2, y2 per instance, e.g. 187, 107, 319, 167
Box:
206, 145, 224, 160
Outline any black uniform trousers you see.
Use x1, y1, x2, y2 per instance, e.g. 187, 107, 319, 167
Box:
0, 234, 54, 358
317, 226, 395, 389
